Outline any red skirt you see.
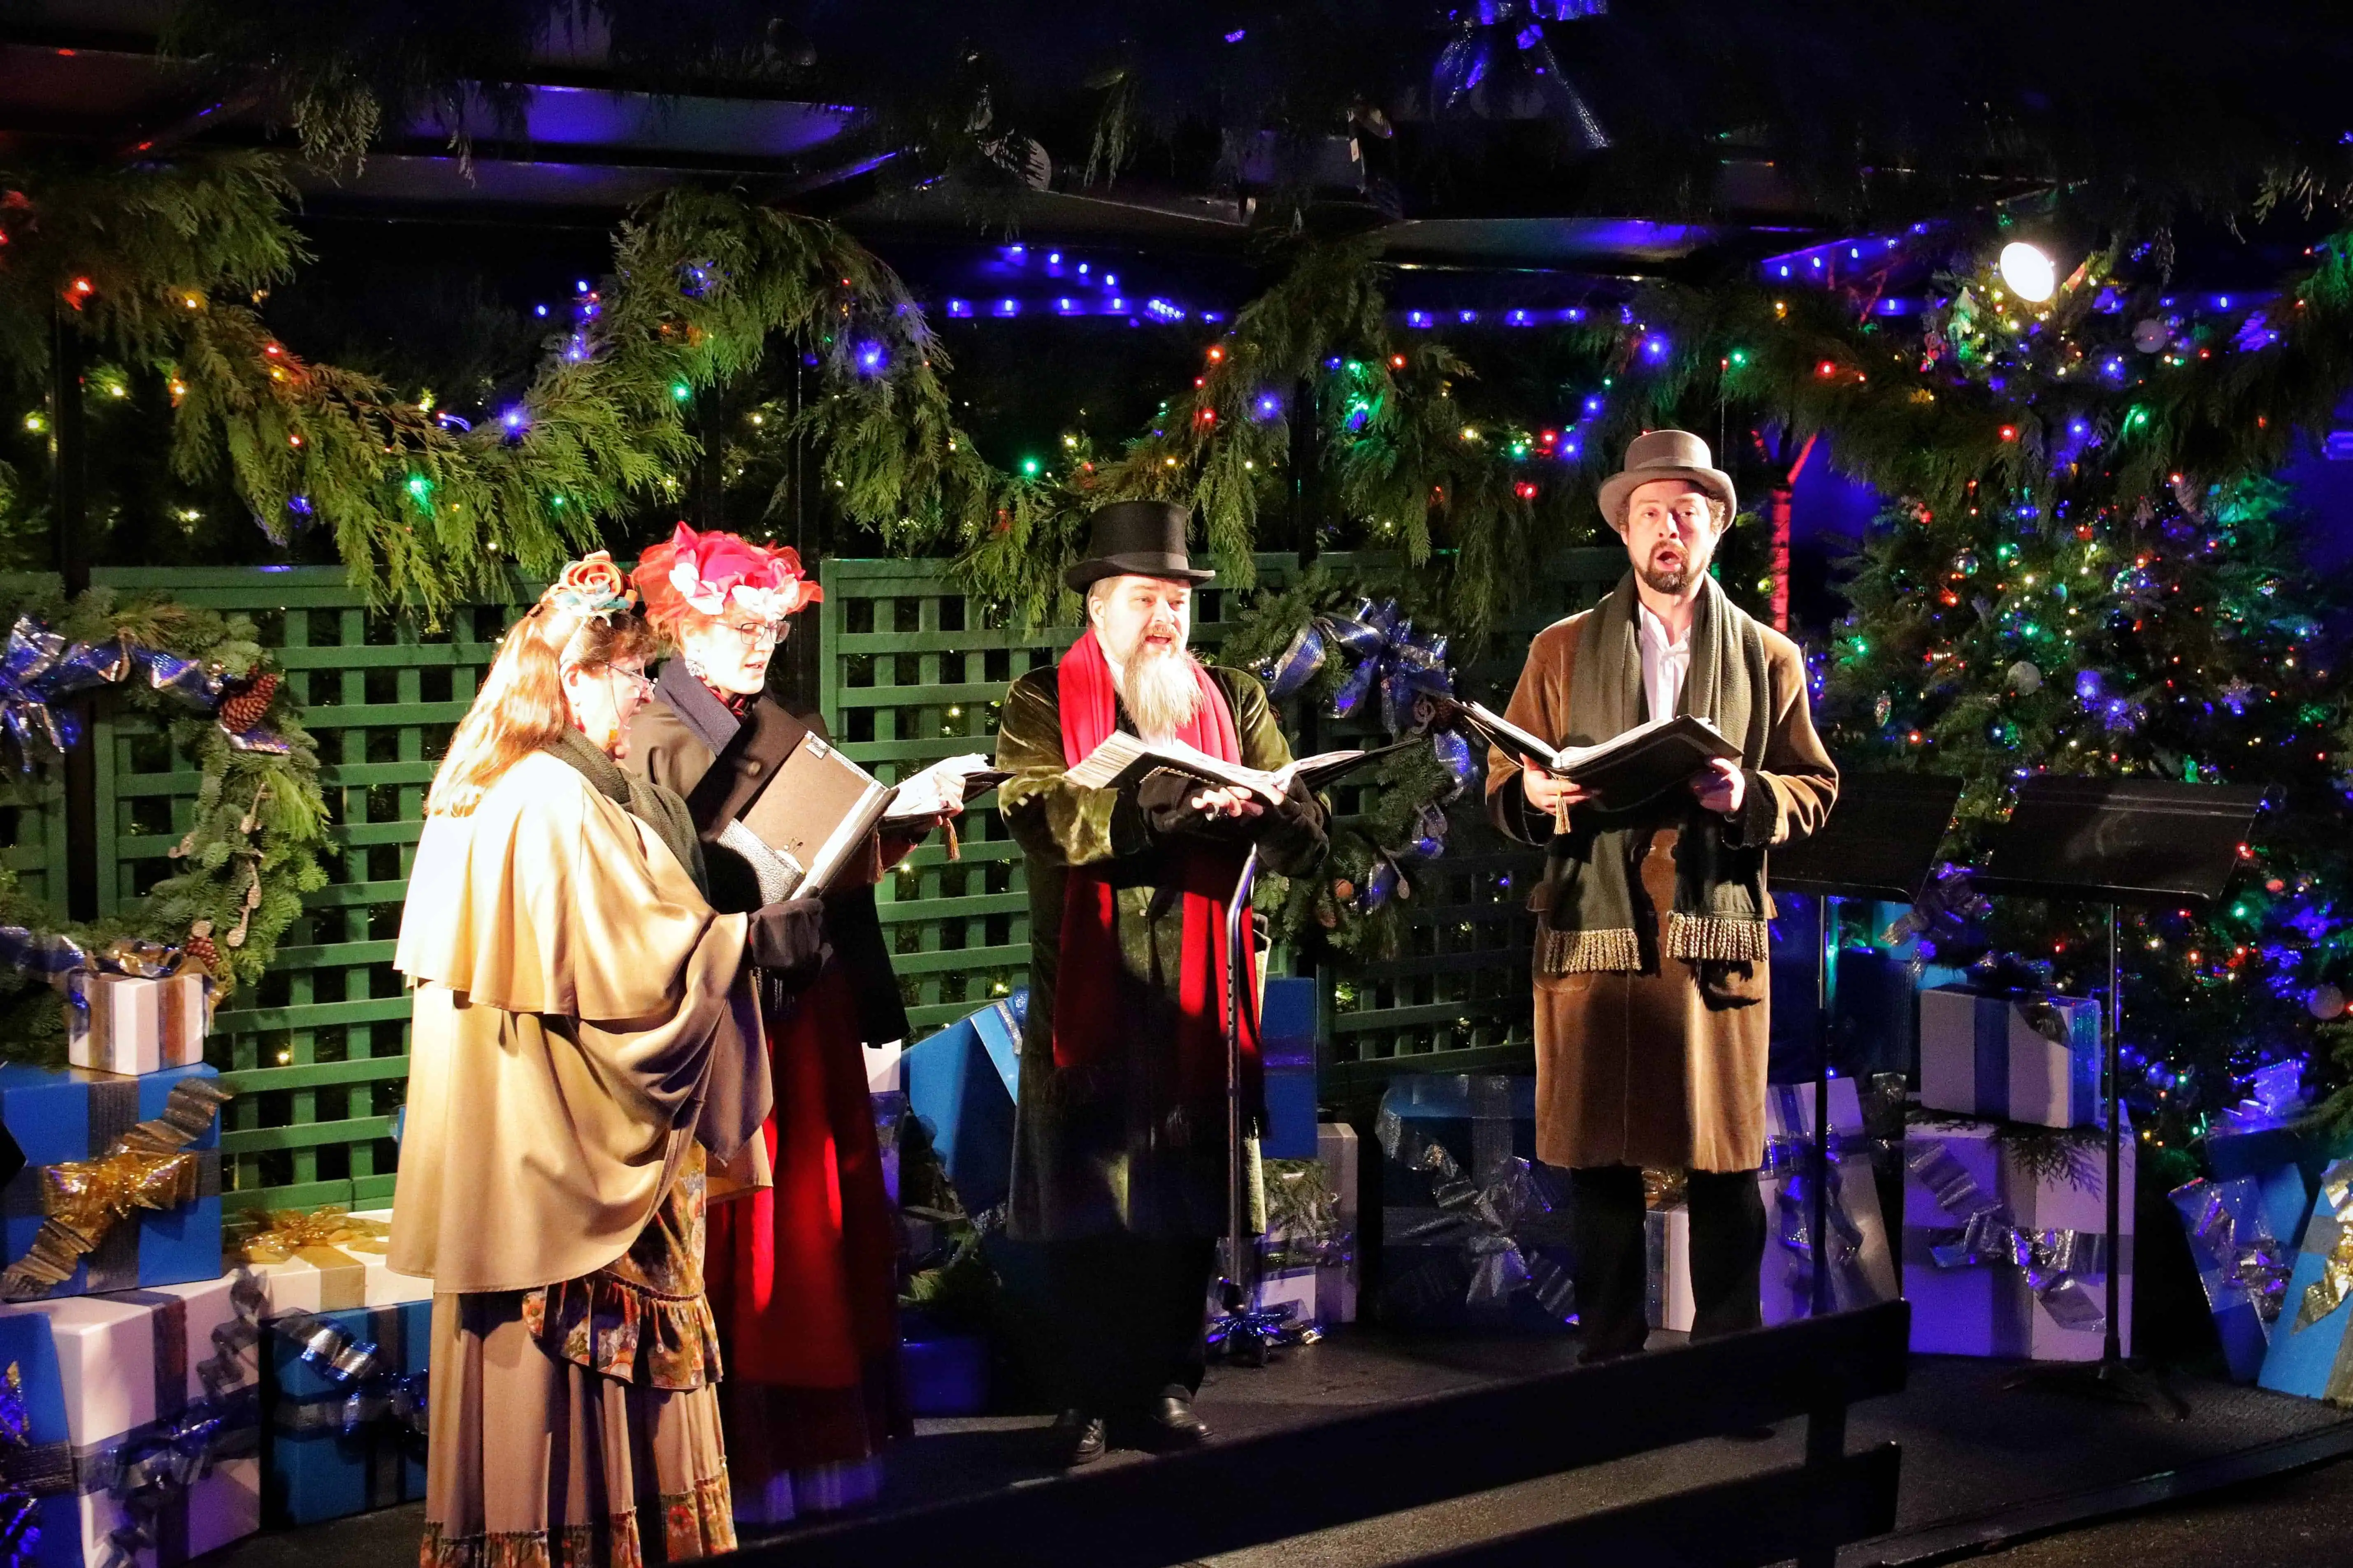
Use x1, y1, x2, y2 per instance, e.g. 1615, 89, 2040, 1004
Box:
706, 964, 909, 1478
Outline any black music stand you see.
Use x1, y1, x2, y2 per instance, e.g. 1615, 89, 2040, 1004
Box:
1974, 777, 2267, 1419
1772, 774, 1963, 1317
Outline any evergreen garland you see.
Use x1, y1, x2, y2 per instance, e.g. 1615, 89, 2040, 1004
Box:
0, 576, 328, 1064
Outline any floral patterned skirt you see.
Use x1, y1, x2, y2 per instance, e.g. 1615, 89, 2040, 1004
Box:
421, 1150, 733, 1568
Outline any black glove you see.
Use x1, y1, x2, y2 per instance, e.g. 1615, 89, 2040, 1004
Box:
748, 898, 831, 982
1138, 768, 1257, 842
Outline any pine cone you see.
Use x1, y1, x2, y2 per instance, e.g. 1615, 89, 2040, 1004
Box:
185, 931, 221, 974
218, 671, 279, 733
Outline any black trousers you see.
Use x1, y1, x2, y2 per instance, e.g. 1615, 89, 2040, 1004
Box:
1042, 1234, 1219, 1413
1570, 1164, 1766, 1359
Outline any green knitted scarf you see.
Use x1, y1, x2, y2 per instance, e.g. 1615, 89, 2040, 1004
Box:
1537, 572, 1774, 975
543, 727, 709, 897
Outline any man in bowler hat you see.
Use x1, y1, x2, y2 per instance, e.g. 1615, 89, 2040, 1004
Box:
1484, 431, 1837, 1359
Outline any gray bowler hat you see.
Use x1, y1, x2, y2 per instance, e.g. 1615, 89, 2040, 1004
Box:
1596, 429, 1738, 525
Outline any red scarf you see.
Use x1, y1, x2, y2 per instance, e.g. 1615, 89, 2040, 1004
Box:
1053, 629, 1260, 1117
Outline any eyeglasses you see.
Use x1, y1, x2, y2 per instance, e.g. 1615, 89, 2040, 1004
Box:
605, 666, 655, 699
719, 619, 787, 645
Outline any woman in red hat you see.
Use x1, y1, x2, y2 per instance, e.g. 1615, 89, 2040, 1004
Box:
625, 525, 957, 1524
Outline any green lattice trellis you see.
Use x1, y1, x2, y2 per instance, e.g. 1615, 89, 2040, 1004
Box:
27, 549, 1622, 1211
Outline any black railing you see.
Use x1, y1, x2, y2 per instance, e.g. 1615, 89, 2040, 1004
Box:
728, 1300, 1911, 1568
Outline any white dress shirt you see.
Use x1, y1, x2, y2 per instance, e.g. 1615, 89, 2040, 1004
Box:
1635, 601, 1692, 721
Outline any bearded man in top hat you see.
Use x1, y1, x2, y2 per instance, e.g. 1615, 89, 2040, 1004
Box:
994, 500, 1329, 1466
1484, 430, 1837, 1360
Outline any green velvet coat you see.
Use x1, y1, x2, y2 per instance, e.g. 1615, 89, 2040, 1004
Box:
994, 663, 1328, 1242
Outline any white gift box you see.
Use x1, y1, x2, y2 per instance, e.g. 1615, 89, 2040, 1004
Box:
1919, 985, 2102, 1129
1649, 1079, 1899, 1332
1902, 1118, 2135, 1361
239, 1209, 431, 1319
65, 973, 207, 1078
0, 1273, 262, 1568
1316, 1123, 1361, 1327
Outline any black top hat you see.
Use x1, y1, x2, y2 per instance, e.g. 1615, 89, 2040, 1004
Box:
1064, 501, 1216, 593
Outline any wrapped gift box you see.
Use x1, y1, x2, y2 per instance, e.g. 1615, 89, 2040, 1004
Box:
236, 1208, 430, 1319
1902, 1118, 2134, 1360
2259, 1158, 2353, 1403
873, 1090, 906, 1206
1216, 1123, 1360, 1339
0, 1308, 89, 1568
2170, 1174, 2295, 1383
1259, 978, 1319, 1160
65, 973, 207, 1079
0, 1064, 224, 1300
1649, 1079, 1898, 1332
0, 1272, 264, 1568
899, 1309, 987, 1417
1315, 1123, 1360, 1326
904, 993, 1023, 1217
1374, 1076, 1575, 1332
263, 1299, 429, 1526
1919, 984, 2102, 1129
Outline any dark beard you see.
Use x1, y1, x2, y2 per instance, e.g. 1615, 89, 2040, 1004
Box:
1638, 560, 1692, 594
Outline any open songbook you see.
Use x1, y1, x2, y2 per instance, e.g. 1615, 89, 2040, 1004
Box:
882, 753, 1011, 824
1063, 731, 1422, 805
1450, 700, 1741, 810
733, 731, 900, 900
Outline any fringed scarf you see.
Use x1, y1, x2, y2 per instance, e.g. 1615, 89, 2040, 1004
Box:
1537, 572, 1775, 975
1051, 629, 1261, 1118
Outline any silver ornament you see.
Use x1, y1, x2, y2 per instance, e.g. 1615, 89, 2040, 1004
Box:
2131, 318, 2169, 354
2007, 660, 2042, 694
2309, 983, 2346, 1021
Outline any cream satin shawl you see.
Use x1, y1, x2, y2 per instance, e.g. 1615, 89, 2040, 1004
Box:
388, 750, 767, 1293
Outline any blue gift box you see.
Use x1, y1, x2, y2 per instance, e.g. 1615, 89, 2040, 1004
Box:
0, 1063, 223, 1299
1918, 985, 2101, 1129
905, 993, 1024, 1218
2259, 1159, 2353, 1404
2171, 1174, 2295, 1383
0, 1309, 84, 1567
1374, 1075, 1575, 1333
1259, 978, 1319, 1160
263, 1300, 430, 1526
899, 1310, 987, 1417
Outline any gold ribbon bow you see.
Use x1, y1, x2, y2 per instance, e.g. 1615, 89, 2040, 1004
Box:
2294, 1159, 2353, 1333
0, 1078, 230, 1301
237, 1206, 390, 1265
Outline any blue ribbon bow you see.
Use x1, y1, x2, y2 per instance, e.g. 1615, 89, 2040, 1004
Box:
268, 1310, 429, 1446
1375, 1103, 1576, 1323
1257, 598, 1476, 915
0, 615, 285, 769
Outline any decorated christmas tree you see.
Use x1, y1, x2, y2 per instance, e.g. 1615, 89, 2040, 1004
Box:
1809, 228, 2353, 1168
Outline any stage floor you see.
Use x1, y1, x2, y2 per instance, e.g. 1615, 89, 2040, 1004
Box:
200, 1327, 2353, 1568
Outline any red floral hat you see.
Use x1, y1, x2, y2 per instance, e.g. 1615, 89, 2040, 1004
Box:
632, 523, 822, 629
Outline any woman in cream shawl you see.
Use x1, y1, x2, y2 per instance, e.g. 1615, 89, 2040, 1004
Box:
390, 554, 822, 1567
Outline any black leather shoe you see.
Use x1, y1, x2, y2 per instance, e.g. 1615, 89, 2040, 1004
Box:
1141, 1394, 1211, 1450
1050, 1409, 1107, 1468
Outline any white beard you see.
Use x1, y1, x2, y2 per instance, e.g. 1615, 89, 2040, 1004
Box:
1118, 646, 1204, 742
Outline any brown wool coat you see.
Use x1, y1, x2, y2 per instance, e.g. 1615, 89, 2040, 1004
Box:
1484, 608, 1836, 1173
